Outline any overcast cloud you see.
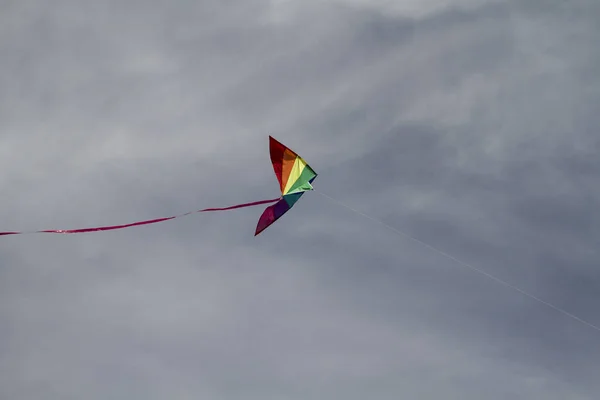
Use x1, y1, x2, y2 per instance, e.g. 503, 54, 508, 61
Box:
1, 0, 599, 399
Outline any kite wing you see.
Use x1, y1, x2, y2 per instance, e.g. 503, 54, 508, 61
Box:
255, 136, 317, 236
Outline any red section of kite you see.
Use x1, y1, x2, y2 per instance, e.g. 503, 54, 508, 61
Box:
269, 136, 287, 192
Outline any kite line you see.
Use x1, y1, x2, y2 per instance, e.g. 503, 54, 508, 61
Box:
315, 190, 600, 334
0, 198, 281, 236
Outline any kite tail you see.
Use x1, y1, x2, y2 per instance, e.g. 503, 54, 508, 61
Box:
197, 198, 281, 212
0, 197, 282, 236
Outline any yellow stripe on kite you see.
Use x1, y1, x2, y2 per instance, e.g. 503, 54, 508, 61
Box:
283, 157, 306, 194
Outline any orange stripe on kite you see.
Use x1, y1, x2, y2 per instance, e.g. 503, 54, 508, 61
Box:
280, 148, 298, 193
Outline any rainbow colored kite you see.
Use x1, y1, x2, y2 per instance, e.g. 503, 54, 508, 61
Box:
0, 136, 316, 237
255, 136, 317, 235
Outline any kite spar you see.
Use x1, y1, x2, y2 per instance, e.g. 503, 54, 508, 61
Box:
0, 136, 316, 237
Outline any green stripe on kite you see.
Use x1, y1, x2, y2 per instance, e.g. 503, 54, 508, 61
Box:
286, 166, 316, 194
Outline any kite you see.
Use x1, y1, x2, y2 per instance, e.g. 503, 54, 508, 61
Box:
255, 136, 317, 235
0, 136, 316, 237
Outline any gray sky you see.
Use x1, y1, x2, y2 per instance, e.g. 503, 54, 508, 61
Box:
1, 0, 599, 398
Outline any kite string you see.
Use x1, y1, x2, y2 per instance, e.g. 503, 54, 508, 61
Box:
314, 190, 600, 334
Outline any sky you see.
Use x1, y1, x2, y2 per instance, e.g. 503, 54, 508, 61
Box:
1, 0, 599, 398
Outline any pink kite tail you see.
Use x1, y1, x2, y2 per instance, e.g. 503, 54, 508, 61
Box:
0, 197, 281, 236
197, 198, 282, 212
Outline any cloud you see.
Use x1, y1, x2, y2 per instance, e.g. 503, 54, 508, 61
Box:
1, 0, 599, 399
